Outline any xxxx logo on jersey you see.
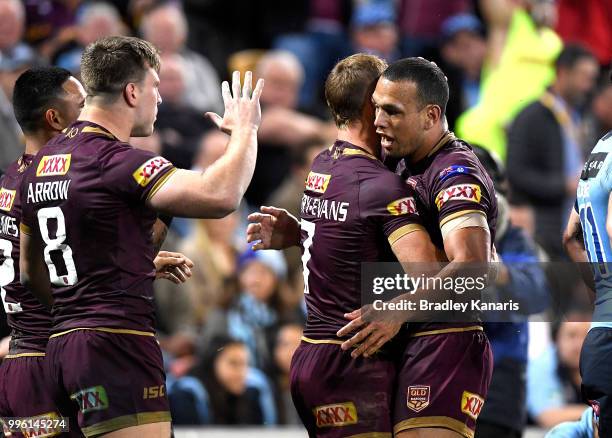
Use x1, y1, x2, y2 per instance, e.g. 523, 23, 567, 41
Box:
313, 402, 358, 428
387, 197, 417, 216
435, 184, 481, 210
36, 154, 71, 177
0, 188, 16, 212
461, 390, 484, 420
132, 157, 172, 187
305, 171, 331, 194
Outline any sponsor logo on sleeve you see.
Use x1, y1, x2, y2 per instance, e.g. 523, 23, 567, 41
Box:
387, 197, 418, 216
407, 385, 430, 412
132, 157, 172, 187
0, 188, 16, 212
438, 164, 469, 182
435, 184, 482, 210
406, 177, 418, 189
70, 385, 109, 414
305, 171, 331, 194
461, 390, 484, 420
36, 154, 71, 177
313, 402, 358, 428
581, 152, 608, 180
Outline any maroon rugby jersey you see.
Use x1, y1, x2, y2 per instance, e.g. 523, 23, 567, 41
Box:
399, 132, 497, 249
300, 140, 423, 339
0, 154, 51, 354
20, 121, 176, 334
398, 132, 498, 330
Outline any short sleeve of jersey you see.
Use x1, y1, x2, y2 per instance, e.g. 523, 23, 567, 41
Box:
431, 158, 492, 227
359, 170, 424, 245
99, 142, 177, 203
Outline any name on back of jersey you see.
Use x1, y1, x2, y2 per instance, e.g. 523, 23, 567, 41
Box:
26, 180, 71, 204
0, 215, 18, 237
301, 194, 349, 222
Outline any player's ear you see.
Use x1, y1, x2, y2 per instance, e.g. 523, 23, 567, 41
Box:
45, 108, 64, 131
123, 82, 138, 108
423, 104, 441, 130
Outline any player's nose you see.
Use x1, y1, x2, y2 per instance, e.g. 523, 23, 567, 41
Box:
374, 109, 387, 128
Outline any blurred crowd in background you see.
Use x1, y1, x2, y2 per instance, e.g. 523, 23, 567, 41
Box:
0, 0, 612, 433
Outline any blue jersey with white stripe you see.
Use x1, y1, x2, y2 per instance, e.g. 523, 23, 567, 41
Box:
576, 131, 612, 328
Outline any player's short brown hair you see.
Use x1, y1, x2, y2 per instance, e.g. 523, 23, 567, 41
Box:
325, 54, 387, 128
80, 36, 160, 100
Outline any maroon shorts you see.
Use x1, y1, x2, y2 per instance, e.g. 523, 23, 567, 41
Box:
0, 354, 78, 438
45, 328, 170, 437
394, 326, 493, 438
290, 338, 396, 438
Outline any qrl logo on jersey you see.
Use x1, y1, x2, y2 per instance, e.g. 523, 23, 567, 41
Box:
0, 188, 16, 212
435, 184, 481, 210
70, 385, 109, 414
313, 402, 358, 428
305, 171, 331, 194
407, 385, 430, 412
133, 156, 172, 187
387, 197, 417, 216
36, 154, 71, 177
461, 390, 484, 420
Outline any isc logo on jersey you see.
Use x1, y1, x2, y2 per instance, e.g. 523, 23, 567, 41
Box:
305, 171, 331, 194
461, 390, 484, 420
36, 154, 71, 177
133, 157, 172, 187
435, 184, 481, 210
314, 402, 358, 428
387, 197, 417, 216
0, 188, 16, 212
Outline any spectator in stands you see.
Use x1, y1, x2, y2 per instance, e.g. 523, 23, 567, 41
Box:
556, 0, 612, 67
53, 2, 125, 74
141, 3, 222, 114
0, 51, 39, 173
397, 0, 470, 58
246, 50, 334, 208
527, 314, 591, 429
456, 0, 563, 160
350, 2, 399, 62
439, 14, 487, 129
272, 322, 303, 425
155, 54, 213, 169
169, 336, 277, 425
272, 0, 352, 110
507, 45, 599, 260
199, 248, 292, 374
471, 146, 550, 438
584, 79, 612, 150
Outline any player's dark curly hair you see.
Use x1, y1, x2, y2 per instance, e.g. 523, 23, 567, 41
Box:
382, 57, 449, 115
13, 67, 72, 134
80, 36, 160, 101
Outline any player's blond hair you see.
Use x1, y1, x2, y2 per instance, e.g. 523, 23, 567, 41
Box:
325, 54, 387, 128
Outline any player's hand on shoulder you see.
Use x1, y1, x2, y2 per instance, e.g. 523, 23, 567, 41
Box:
247, 206, 300, 250
205, 70, 264, 135
154, 251, 194, 284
